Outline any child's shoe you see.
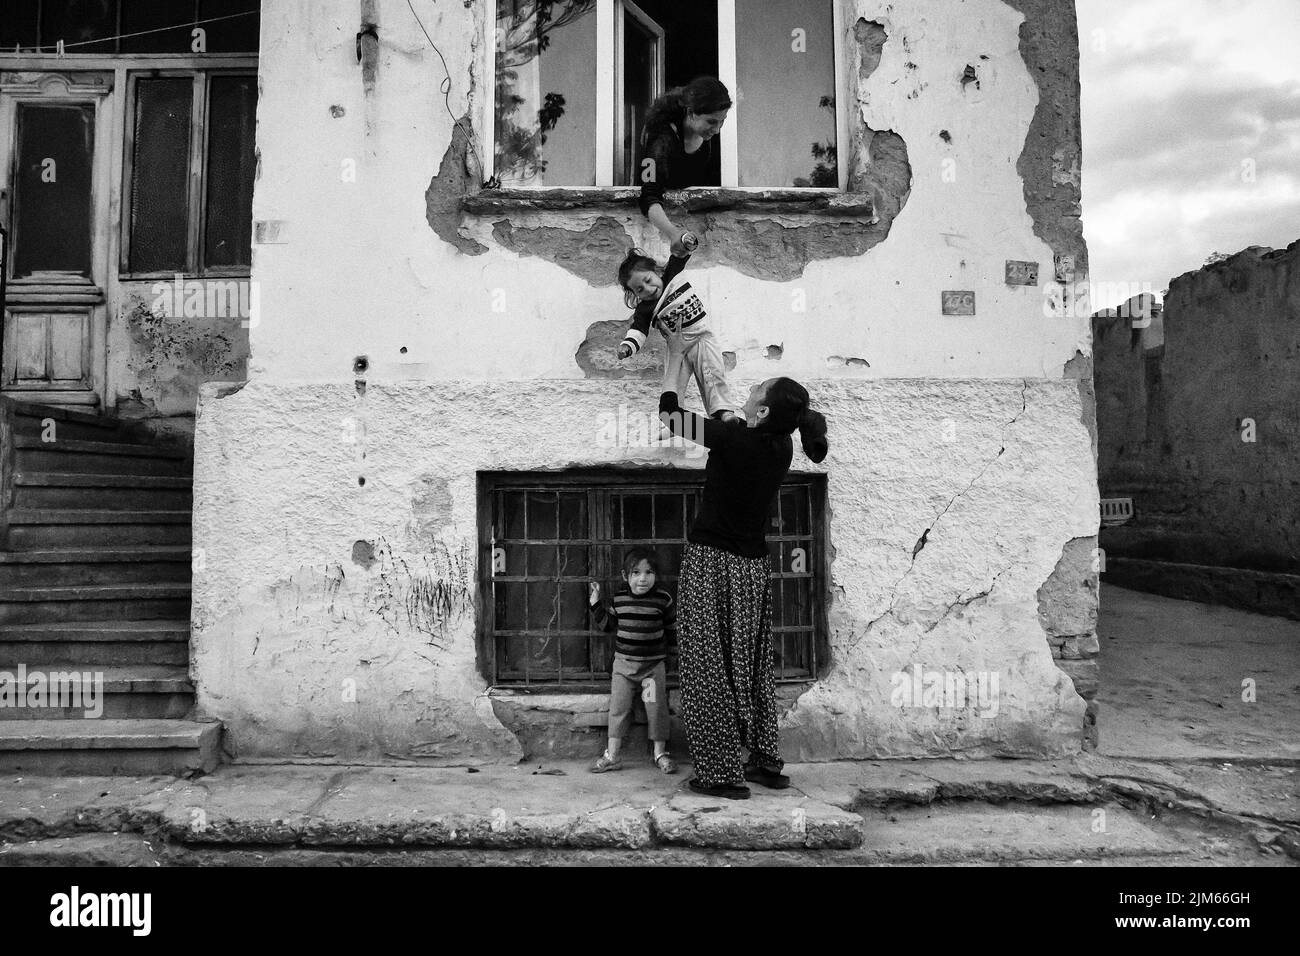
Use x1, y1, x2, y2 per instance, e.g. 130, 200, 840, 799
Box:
590, 750, 623, 773
654, 753, 678, 774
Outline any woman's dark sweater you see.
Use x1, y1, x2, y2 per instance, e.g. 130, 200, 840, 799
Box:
659, 391, 793, 559
638, 124, 717, 218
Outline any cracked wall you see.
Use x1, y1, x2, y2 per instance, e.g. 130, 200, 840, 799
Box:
248, 0, 1092, 385
204, 0, 1098, 761
194, 377, 1095, 761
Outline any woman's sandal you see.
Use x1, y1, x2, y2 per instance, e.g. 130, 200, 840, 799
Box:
654, 753, 678, 774
590, 752, 623, 773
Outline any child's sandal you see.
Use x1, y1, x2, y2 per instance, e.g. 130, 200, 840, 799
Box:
591, 752, 624, 773
655, 753, 678, 775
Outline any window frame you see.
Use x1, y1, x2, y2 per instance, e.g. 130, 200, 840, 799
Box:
118, 65, 257, 281
477, 469, 829, 692
484, 0, 850, 191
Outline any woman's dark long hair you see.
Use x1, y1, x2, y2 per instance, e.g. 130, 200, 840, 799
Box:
643, 76, 733, 142
762, 378, 829, 463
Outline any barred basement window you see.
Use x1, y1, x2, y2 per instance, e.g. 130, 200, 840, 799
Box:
479, 471, 826, 689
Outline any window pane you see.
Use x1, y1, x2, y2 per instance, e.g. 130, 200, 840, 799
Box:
200, 0, 261, 53
561, 545, 590, 577
558, 492, 586, 540
735, 0, 837, 187
13, 105, 94, 277
203, 74, 257, 270
621, 494, 652, 540
42, 0, 118, 54
130, 78, 193, 274
655, 493, 683, 538
527, 491, 558, 539
528, 581, 557, 629
495, 581, 526, 630
633, 0, 718, 89
527, 544, 557, 576
621, 0, 720, 187
621, 10, 658, 186
494, 0, 598, 186
501, 491, 526, 539
119, 0, 196, 53
559, 581, 588, 631
0, 1, 40, 50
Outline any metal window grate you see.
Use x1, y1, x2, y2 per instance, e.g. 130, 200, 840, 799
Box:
481, 471, 825, 689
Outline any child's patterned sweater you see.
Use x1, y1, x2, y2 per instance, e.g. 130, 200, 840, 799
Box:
621, 253, 711, 356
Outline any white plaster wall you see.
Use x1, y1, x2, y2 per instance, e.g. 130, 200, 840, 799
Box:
192, 378, 1094, 761
193, 0, 1098, 761
246, 0, 1089, 385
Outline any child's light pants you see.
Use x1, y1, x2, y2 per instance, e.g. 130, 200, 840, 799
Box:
676, 330, 737, 417
608, 654, 669, 741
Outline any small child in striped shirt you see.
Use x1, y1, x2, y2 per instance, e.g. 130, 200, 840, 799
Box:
588, 547, 679, 774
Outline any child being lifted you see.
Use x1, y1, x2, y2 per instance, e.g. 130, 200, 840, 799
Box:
615, 245, 739, 422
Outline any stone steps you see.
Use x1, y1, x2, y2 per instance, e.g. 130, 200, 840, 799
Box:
0, 665, 193, 720
13, 472, 192, 512
0, 548, 192, 587
5, 512, 191, 549
0, 619, 190, 667
0, 399, 211, 776
0, 583, 192, 625
0, 719, 220, 775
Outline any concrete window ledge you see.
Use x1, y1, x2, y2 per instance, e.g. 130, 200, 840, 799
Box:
462, 187, 875, 219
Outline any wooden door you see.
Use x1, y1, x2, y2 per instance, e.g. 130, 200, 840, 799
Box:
0, 72, 112, 407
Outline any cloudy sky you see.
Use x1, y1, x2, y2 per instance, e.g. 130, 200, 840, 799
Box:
1077, 0, 1300, 307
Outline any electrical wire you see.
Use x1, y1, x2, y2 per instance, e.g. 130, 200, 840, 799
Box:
26, 10, 258, 52
405, 0, 495, 188
403, 0, 493, 188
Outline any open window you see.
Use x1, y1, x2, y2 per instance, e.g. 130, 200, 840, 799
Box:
489, 0, 846, 190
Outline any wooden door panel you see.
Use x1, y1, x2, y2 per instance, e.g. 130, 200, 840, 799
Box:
3, 310, 90, 387
10, 313, 47, 381
49, 311, 89, 382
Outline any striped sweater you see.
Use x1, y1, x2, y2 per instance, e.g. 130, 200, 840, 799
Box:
592, 586, 677, 661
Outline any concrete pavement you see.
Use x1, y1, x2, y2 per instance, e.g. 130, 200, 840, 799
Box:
1, 585, 1297, 866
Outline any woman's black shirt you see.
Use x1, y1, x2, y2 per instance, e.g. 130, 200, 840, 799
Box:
659, 391, 793, 559
639, 124, 716, 218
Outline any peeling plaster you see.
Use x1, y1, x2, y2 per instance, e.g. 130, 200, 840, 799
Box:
460, 17, 912, 287
193, 378, 1096, 761
493, 217, 633, 287
118, 299, 247, 418
425, 112, 488, 256
1001, 0, 1089, 277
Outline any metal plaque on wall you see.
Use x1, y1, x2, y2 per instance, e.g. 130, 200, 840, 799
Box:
941, 290, 976, 315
